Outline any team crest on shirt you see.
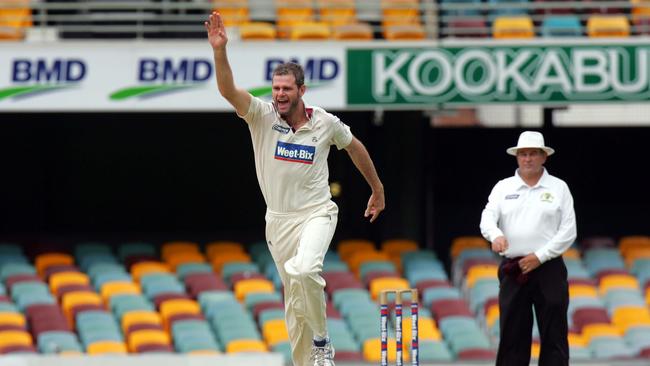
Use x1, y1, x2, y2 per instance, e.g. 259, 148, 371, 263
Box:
540, 192, 554, 203
274, 141, 315, 164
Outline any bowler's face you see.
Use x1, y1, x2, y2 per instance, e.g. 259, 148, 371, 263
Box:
272, 74, 304, 118
517, 148, 547, 176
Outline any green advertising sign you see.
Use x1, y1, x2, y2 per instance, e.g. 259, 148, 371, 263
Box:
347, 45, 650, 105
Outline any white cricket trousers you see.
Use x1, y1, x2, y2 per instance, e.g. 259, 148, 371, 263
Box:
265, 201, 338, 366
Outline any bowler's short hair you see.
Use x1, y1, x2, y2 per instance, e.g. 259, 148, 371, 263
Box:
272, 62, 305, 87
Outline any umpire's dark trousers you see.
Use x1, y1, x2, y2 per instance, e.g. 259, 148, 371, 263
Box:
496, 256, 569, 366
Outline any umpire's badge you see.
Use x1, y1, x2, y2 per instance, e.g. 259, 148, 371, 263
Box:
540, 192, 554, 203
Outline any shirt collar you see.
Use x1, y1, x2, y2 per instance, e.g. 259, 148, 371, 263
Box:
514, 168, 549, 189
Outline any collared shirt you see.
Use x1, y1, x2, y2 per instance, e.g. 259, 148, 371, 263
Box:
479, 168, 577, 263
239, 96, 353, 213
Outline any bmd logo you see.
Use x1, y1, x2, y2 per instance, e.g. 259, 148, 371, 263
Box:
247, 57, 340, 97
110, 58, 212, 100
0, 59, 86, 101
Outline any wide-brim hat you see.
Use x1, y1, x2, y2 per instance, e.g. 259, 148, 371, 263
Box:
506, 131, 555, 156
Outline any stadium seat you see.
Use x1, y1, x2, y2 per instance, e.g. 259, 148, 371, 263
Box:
276, 0, 315, 38
35, 253, 74, 278
239, 22, 277, 40
86, 340, 128, 354
121, 310, 162, 335
381, 0, 421, 26
161, 241, 200, 261
492, 16, 535, 38
226, 339, 268, 353
532, 0, 574, 15
0, 0, 32, 41
205, 241, 245, 259
450, 236, 489, 260
337, 239, 376, 261
262, 318, 289, 346
318, 0, 357, 25
131, 262, 171, 282
541, 15, 582, 37
128, 329, 171, 353
213, 0, 250, 26
587, 15, 630, 37
234, 278, 275, 301
447, 19, 489, 38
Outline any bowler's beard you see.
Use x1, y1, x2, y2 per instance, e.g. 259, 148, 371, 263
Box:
275, 98, 300, 119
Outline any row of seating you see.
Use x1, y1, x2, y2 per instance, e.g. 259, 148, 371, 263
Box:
449, 14, 645, 38
441, 0, 648, 16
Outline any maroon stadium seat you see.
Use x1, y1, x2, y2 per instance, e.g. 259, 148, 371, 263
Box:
125, 323, 165, 337
572, 307, 610, 332
135, 344, 174, 353
457, 348, 497, 360
430, 299, 473, 322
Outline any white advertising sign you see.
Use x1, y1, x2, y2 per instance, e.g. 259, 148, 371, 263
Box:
0, 42, 346, 111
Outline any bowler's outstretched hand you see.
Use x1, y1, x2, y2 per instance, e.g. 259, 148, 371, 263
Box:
205, 12, 228, 50
365, 190, 385, 223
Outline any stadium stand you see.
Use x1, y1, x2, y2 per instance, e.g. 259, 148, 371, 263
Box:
1, 235, 650, 361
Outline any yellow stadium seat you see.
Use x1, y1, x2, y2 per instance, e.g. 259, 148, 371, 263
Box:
289, 21, 330, 40
581, 323, 620, 343
383, 23, 426, 40
331, 23, 373, 40
211, 252, 252, 274
128, 330, 170, 353
486, 303, 500, 328
381, 239, 418, 256
363, 338, 411, 363
87, 340, 128, 355
35, 253, 74, 277
318, 0, 357, 25
599, 274, 639, 296
101, 281, 141, 305
0, 312, 26, 328
568, 333, 586, 348
159, 299, 201, 328
337, 239, 376, 261
403, 317, 440, 341
239, 22, 277, 40
262, 318, 289, 346
611, 306, 650, 333
465, 265, 498, 289
161, 241, 200, 261
0, 330, 32, 348
563, 248, 581, 259
234, 278, 275, 301
450, 236, 489, 259
121, 311, 162, 335
166, 252, 207, 271
493, 16, 535, 39
276, 0, 315, 38
206, 241, 245, 259
619, 235, 650, 256
587, 15, 630, 37
62, 292, 102, 327
226, 339, 268, 353
381, 0, 420, 26
0, 0, 32, 41
369, 277, 410, 300
625, 248, 650, 268
213, 0, 250, 26
347, 251, 390, 276
49, 272, 90, 295
131, 262, 171, 283
569, 284, 598, 298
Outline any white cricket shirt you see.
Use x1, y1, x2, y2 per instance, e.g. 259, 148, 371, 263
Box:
240, 96, 353, 213
479, 168, 577, 263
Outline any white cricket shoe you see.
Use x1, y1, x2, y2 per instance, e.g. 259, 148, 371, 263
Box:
310, 338, 335, 366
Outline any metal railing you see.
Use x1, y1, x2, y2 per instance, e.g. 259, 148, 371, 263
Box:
1, 1, 649, 40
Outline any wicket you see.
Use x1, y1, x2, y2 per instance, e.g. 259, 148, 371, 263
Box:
379, 289, 419, 366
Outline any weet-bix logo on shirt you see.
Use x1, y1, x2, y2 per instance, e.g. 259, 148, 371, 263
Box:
274, 141, 315, 164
